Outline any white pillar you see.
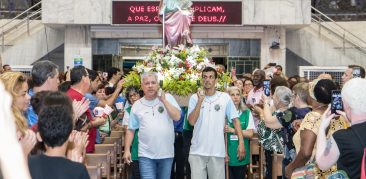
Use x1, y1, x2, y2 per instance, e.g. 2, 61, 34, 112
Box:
261, 26, 286, 71
64, 25, 92, 70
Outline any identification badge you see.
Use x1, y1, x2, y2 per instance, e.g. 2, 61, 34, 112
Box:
230, 135, 238, 140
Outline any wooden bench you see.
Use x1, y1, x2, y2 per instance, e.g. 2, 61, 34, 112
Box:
103, 137, 122, 145
95, 143, 118, 179
112, 125, 125, 132
249, 137, 264, 179
272, 153, 284, 178
86, 165, 102, 179
85, 152, 111, 179
102, 137, 126, 178
110, 130, 124, 138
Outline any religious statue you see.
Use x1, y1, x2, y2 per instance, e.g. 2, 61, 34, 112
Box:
159, 0, 193, 47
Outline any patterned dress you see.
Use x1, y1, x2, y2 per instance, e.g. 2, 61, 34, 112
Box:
292, 111, 349, 178
257, 110, 284, 153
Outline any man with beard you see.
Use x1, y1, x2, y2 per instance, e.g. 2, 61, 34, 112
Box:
246, 69, 266, 128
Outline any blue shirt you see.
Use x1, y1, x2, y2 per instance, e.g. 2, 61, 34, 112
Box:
84, 93, 102, 144
173, 107, 186, 132
26, 89, 37, 127
84, 93, 99, 111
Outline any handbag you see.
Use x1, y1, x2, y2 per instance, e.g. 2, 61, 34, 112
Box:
291, 162, 316, 179
326, 170, 349, 179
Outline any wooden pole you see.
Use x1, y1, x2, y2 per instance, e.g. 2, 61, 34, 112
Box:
225, 117, 229, 179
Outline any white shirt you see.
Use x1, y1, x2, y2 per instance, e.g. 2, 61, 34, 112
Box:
121, 102, 131, 126
122, 109, 130, 126
188, 91, 238, 158
128, 94, 181, 159
243, 110, 256, 130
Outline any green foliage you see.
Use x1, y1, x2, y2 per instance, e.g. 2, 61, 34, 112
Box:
216, 72, 232, 91
122, 71, 140, 93
163, 79, 199, 96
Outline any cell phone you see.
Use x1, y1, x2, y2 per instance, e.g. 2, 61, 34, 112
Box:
158, 88, 162, 97
158, 80, 163, 97
268, 63, 277, 66
331, 90, 343, 114
196, 80, 201, 87
353, 67, 361, 78
263, 80, 270, 96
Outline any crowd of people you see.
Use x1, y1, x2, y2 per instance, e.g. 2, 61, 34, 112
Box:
0, 61, 366, 179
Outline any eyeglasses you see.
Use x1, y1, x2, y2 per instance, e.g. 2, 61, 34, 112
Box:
129, 93, 139, 98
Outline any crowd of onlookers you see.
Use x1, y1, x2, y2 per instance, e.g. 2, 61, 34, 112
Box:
0, 61, 366, 179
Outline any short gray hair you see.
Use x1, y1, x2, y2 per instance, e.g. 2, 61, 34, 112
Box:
292, 82, 309, 104
342, 78, 366, 114
32, 60, 58, 87
274, 86, 292, 106
140, 72, 158, 83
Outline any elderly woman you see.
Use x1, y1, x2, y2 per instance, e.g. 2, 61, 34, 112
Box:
285, 79, 349, 178
316, 78, 366, 178
123, 86, 143, 179
258, 85, 312, 178
291, 83, 312, 132
225, 86, 255, 179
252, 76, 289, 179
0, 72, 36, 157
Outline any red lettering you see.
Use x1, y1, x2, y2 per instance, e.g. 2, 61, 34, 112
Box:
113, 1, 242, 24
147, 6, 159, 12
154, 16, 160, 22
192, 6, 225, 13
129, 6, 145, 13
134, 16, 150, 22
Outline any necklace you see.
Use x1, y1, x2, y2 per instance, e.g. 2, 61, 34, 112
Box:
203, 92, 221, 112
139, 98, 160, 116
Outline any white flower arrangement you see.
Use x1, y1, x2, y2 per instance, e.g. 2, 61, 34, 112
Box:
125, 45, 231, 96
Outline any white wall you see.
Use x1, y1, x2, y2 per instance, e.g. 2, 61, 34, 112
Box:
286, 21, 366, 67
243, 0, 310, 26
336, 21, 366, 42
64, 25, 92, 70
1, 26, 64, 66
42, 0, 111, 25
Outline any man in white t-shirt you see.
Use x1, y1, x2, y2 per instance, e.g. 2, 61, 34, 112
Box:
123, 72, 181, 179
187, 67, 245, 179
